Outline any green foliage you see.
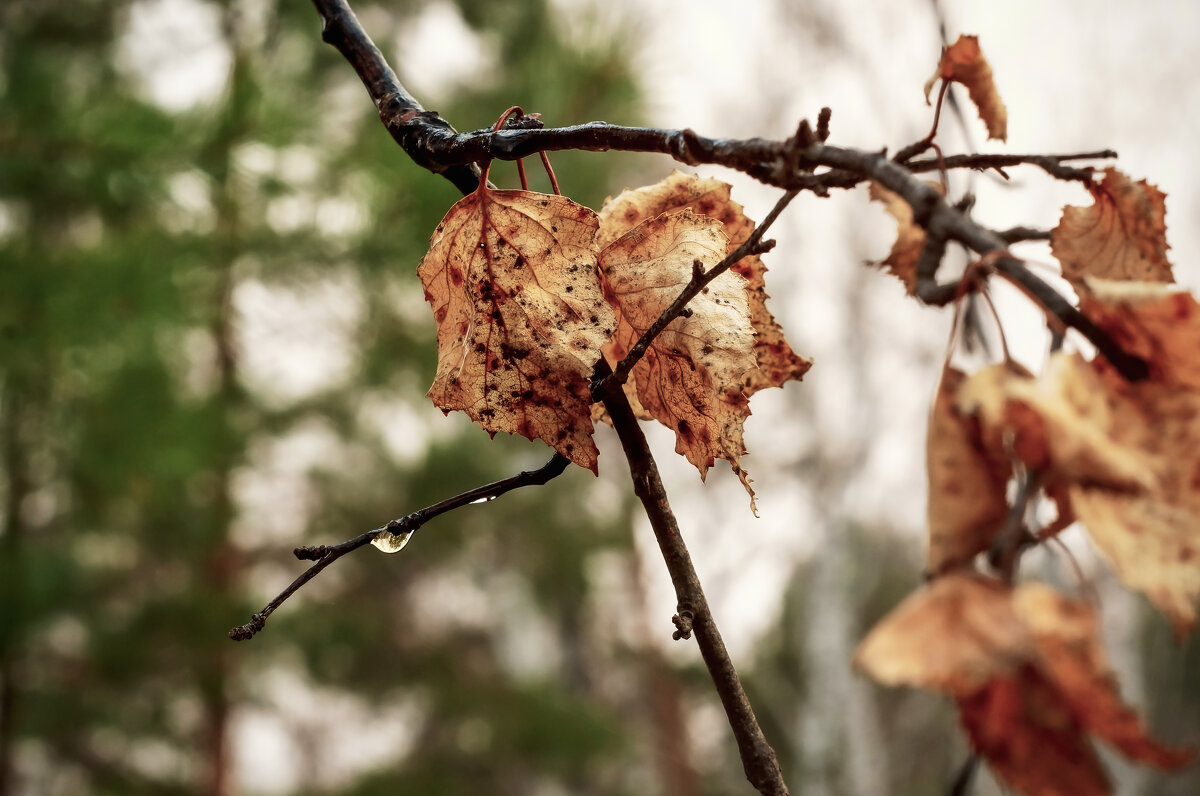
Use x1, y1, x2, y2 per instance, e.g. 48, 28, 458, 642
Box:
0, 1, 643, 793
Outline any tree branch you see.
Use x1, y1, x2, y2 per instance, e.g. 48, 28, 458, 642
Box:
229, 453, 570, 641
305, 3, 1147, 793
595, 360, 789, 796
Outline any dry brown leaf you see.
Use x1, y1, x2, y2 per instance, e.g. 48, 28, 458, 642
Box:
1070, 488, 1200, 638
869, 180, 946, 294
926, 367, 1011, 575
1015, 584, 1196, 768
598, 171, 811, 395
598, 209, 758, 508
924, 35, 1008, 141
418, 186, 616, 472
854, 573, 1034, 693
956, 355, 1158, 494
958, 349, 1200, 635
1080, 279, 1200, 389
957, 666, 1110, 796
1052, 169, 1173, 285
859, 577, 1190, 794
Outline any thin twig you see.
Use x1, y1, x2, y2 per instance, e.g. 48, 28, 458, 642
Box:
229, 453, 570, 641
996, 226, 1052, 244
988, 471, 1038, 581
592, 189, 799, 400
907, 150, 1117, 182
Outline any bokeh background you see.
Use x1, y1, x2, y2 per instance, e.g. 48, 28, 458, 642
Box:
3, 0, 1199, 794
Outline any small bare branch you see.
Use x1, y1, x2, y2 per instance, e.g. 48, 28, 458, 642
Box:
230, 453, 570, 641
996, 226, 1052, 244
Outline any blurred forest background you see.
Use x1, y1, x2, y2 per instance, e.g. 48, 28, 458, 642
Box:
3, 1, 1200, 795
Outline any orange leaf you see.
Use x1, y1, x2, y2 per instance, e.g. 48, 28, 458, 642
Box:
854, 573, 1034, 693
926, 367, 1011, 575
956, 355, 1157, 494
1052, 169, 1173, 285
1015, 584, 1195, 767
957, 666, 1110, 796
417, 186, 616, 472
1080, 279, 1200, 389
858, 577, 1190, 794
925, 35, 1007, 141
958, 349, 1200, 635
598, 210, 759, 509
598, 171, 811, 395
869, 180, 946, 294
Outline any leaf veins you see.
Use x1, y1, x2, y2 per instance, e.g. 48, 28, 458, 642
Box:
598, 171, 811, 395
598, 209, 759, 510
1051, 169, 1173, 285
418, 185, 616, 472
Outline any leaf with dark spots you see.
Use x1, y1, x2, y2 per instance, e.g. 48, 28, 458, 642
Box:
598, 171, 811, 397
598, 209, 760, 511
418, 183, 616, 472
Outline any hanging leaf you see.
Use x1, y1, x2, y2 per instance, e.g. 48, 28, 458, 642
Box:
856, 575, 1193, 795
957, 350, 1200, 636
1080, 279, 1200, 388
1052, 169, 1173, 285
869, 180, 946, 295
924, 34, 1008, 141
418, 185, 616, 472
926, 367, 1011, 575
598, 171, 811, 395
598, 209, 759, 509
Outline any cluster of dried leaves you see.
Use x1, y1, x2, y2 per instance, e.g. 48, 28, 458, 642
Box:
856, 37, 1197, 796
418, 170, 810, 510
414, 33, 1197, 796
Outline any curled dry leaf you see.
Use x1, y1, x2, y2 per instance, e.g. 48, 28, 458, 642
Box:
957, 666, 1110, 796
599, 209, 759, 508
598, 171, 811, 395
926, 367, 1011, 575
869, 180, 946, 295
1052, 169, 1173, 285
856, 575, 1192, 795
418, 186, 616, 472
924, 34, 1008, 141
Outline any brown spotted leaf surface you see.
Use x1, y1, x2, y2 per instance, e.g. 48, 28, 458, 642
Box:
598, 209, 759, 508
598, 171, 811, 395
869, 180, 946, 295
926, 367, 1011, 575
1080, 279, 1200, 388
418, 186, 616, 472
857, 576, 1191, 795
925, 34, 1007, 141
1052, 169, 1173, 285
